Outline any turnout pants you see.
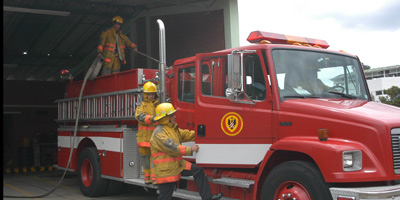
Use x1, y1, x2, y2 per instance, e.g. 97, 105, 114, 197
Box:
157, 164, 213, 200
138, 146, 156, 184
101, 53, 121, 76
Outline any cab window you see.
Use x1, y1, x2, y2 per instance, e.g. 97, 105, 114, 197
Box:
244, 54, 266, 100
201, 57, 228, 97
178, 67, 195, 103
200, 54, 266, 101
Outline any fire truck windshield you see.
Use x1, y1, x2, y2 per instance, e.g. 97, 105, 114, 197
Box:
272, 49, 369, 101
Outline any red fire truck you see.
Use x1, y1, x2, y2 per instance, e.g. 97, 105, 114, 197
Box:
56, 20, 400, 199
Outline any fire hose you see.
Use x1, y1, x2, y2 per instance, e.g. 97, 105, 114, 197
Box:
136, 50, 160, 63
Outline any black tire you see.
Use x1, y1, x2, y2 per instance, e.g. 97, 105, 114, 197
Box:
261, 161, 332, 200
78, 147, 109, 197
106, 180, 124, 196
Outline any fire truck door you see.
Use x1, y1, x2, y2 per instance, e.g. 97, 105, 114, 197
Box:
194, 52, 273, 167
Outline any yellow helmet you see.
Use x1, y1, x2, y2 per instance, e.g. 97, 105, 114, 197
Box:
154, 103, 176, 122
143, 81, 157, 93
112, 16, 123, 24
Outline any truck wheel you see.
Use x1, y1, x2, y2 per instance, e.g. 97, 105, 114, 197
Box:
261, 160, 332, 200
106, 180, 124, 195
78, 147, 109, 197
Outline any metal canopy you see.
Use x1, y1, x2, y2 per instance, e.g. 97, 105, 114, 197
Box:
3, 0, 216, 81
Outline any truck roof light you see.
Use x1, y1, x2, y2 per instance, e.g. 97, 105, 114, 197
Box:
259, 40, 271, 44
318, 129, 329, 141
247, 31, 330, 49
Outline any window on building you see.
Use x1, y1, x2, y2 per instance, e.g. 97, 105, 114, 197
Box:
376, 90, 383, 95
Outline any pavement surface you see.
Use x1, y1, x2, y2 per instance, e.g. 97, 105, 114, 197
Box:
3, 170, 161, 200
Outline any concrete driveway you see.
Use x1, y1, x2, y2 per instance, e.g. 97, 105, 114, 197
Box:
3, 170, 159, 200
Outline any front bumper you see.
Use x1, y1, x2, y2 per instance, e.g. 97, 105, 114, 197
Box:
330, 184, 400, 200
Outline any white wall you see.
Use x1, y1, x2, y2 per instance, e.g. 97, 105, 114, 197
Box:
367, 77, 400, 102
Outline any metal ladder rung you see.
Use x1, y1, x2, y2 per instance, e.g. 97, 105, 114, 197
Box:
56, 89, 141, 122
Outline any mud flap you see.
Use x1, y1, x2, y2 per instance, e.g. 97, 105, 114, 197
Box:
88, 55, 104, 80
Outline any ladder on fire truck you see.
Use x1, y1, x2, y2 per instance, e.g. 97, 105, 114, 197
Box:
55, 88, 142, 122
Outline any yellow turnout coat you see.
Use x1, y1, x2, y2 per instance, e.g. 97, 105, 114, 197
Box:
97, 27, 136, 66
135, 99, 159, 147
150, 123, 195, 184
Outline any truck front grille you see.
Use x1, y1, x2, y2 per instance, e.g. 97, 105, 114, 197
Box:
391, 128, 400, 174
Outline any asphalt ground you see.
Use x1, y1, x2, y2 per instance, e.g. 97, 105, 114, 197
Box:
3, 170, 161, 200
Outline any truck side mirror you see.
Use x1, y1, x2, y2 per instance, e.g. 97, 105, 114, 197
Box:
225, 87, 237, 101
227, 53, 242, 90
226, 50, 256, 105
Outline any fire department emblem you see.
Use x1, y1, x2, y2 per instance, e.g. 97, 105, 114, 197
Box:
221, 112, 243, 136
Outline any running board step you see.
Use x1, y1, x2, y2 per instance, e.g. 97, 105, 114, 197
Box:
173, 189, 239, 200
125, 178, 158, 189
183, 176, 254, 188
212, 177, 255, 188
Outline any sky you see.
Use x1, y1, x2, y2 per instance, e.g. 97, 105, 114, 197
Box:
237, 0, 400, 68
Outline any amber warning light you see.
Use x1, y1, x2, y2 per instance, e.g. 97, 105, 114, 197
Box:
247, 31, 330, 49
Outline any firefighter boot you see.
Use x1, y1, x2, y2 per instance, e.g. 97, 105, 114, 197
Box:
139, 150, 152, 184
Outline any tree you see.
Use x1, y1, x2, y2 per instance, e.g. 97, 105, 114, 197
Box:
379, 86, 400, 107
362, 63, 371, 70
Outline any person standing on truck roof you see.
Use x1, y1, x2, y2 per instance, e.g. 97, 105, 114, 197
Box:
97, 16, 137, 76
135, 81, 159, 184
150, 103, 223, 200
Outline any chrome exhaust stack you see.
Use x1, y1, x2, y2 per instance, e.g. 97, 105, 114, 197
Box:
157, 19, 166, 103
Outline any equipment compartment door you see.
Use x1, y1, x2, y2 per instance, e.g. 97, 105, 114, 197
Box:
194, 51, 273, 168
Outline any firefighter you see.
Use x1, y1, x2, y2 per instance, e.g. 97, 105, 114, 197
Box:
97, 16, 138, 76
285, 61, 330, 94
150, 103, 223, 200
135, 81, 159, 184
303, 68, 330, 93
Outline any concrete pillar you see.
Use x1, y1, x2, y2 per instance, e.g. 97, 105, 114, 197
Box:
223, 0, 240, 48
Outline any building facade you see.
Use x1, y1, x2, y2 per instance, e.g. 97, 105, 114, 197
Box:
364, 65, 400, 102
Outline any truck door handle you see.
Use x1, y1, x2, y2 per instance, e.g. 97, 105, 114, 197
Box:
197, 125, 206, 137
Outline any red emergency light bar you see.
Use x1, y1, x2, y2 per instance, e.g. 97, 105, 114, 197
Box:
247, 31, 330, 49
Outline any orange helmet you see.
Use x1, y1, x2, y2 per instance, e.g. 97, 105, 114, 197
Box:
112, 16, 123, 24
143, 81, 157, 93
154, 103, 176, 123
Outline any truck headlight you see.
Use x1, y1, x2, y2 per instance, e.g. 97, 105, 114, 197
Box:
343, 150, 362, 171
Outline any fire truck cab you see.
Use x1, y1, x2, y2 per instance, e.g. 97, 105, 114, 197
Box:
56, 21, 400, 200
